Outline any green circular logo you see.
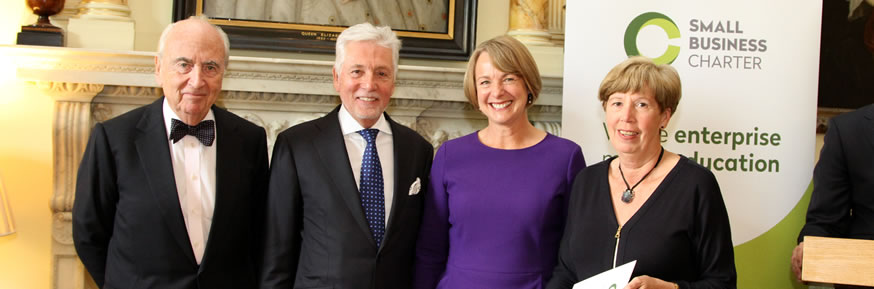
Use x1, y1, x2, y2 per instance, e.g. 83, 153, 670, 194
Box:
624, 12, 681, 64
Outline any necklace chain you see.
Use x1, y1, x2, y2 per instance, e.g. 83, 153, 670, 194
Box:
618, 147, 665, 203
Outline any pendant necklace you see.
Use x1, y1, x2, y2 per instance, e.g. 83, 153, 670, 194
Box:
618, 147, 665, 203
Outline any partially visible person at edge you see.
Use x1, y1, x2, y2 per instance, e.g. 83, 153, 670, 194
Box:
73, 16, 269, 289
546, 56, 736, 289
791, 103, 874, 286
413, 35, 586, 289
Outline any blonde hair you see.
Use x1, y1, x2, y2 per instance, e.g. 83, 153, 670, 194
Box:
598, 56, 681, 114
463, 35, 541, 109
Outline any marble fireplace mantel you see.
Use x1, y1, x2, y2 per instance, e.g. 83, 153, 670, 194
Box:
7, 45, 564, 104
2, 44, 564, 289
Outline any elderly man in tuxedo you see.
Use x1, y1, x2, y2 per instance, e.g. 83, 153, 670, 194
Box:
260, 22, 434, 289
72, 16, 269, 289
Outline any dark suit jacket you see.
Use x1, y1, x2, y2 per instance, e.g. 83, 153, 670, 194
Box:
72, 98, 269, 289
799, 103, 874, 241
260, 106, 434, 289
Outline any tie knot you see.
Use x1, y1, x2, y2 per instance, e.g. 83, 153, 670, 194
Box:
358, 128, 379, 143
170, 119, 215, 146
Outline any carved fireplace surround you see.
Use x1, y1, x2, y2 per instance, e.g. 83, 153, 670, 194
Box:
3, 45, 564, 289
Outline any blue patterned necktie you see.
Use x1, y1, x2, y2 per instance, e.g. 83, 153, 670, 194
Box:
358, 128, 385, 247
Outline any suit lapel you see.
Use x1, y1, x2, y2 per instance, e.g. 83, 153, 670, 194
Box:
134, 98, 196, 264
862, 104, 874, 152
382, 116, 414, 251
199, 106, 240, 267
313, 108, 375, 246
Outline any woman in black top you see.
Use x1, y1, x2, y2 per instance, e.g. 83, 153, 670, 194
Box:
547, 57, 736, 289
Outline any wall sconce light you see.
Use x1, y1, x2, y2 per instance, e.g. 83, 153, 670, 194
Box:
0, 174, 15, 237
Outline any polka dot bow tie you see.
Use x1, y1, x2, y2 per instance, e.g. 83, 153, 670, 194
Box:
170, 118, 215, 146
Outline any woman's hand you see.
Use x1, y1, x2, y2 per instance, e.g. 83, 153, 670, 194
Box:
624, 275, 679, 289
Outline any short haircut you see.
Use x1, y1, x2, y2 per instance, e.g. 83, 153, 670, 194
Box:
157, 15, 231, 65
463, 35, 542, 109
598, 56, 681, 114
334, 22, 402, 77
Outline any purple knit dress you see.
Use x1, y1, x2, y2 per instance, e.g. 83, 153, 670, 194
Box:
414, 132, 586, 289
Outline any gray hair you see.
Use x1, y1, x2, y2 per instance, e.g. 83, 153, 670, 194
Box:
157, 15, 230, 65
334, 22, 401, 76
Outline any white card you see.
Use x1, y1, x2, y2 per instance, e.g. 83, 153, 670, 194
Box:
572, 260, 637, 289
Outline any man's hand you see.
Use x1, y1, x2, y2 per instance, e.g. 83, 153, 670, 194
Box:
791, 242, 804, 281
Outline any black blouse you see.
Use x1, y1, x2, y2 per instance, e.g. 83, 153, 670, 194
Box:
547, 156, 736, 289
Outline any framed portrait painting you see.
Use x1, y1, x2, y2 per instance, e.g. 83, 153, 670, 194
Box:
173, 0, 477, 60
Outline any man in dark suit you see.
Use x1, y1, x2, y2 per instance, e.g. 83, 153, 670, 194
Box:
791, 103, 874, 280
260, 23, 434, 289
72, 16, 268, 289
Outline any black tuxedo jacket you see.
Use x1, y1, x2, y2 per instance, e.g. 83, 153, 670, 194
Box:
72, 98, 269, 289
260, 106, 433, 289
800, 103, 874, 241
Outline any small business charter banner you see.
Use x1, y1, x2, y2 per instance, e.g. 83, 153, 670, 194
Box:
561, 0, 821, 245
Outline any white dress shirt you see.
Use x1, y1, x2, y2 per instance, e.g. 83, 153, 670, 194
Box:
162, 99, 216, 264
338, 105, 395, 225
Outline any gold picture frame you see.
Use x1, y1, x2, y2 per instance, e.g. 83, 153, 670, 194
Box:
173, 0, 477, 60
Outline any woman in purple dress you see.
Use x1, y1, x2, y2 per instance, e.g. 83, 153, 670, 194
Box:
413, 35, 586, 289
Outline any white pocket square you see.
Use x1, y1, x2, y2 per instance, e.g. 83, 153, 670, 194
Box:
408, 177, 422, 196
